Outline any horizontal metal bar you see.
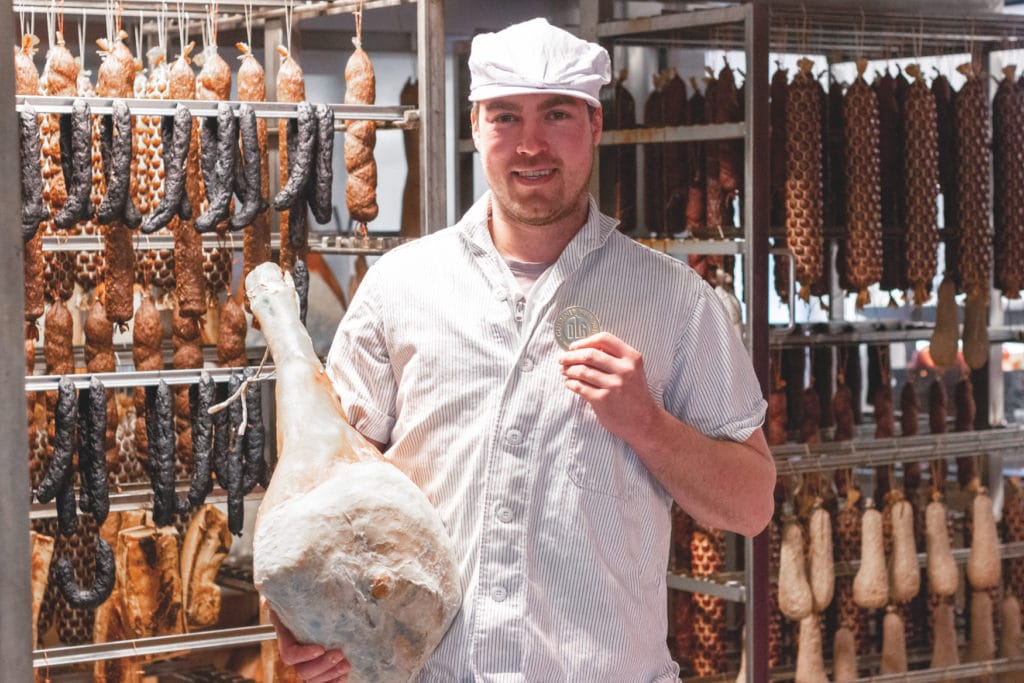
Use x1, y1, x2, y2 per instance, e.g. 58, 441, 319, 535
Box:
30, 481, 264, 521
40, 232, 414, 254
24, 365, 275, 392
33, 624, 276, 669
847, 656, 1024, 683
770, 323, 1024, 348
636, 237, 745, 256
597, 4, 749, 38
600, 122, 746, 146
30, 342, 267, 376
834, 540, 1024, 577
16, 96, 415, 123
666, 571, 746, 603
13, 0, 411, 28
773, 427, 1024, 476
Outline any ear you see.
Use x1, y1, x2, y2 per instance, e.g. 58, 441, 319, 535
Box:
471, 105, 481, 149
591, 105, 603, 146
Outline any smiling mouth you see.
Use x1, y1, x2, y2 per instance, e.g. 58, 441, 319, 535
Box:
514, 169, 554, 179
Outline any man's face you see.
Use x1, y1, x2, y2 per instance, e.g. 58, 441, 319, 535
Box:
472, 93, 602, 228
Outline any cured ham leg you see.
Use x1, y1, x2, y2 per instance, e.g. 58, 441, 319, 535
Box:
245, 262, 461, 683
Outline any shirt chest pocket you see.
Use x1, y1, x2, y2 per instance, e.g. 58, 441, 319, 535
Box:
567, 397, 645, 500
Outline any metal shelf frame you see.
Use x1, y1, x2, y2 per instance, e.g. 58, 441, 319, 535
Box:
3, 0, 448, 676
24, 365, 276, 392
580, 3, 772, 681
33, 625, 276, 669
772, 427, 1024, 476
769, 321, 1024, 347
40, 232, 415, 254
666, 537, 1024, 607
16, 95, 417, 124
29, 482, 265, 521
13, 0, 414, 33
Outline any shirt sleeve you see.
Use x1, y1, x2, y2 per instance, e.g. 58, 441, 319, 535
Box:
324, 265, 398, 445
662, 283, 767, 443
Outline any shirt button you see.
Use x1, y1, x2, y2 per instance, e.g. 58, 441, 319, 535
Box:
519, 358, 534, 372
491, 586, 507, 603
497, 506, 513, 523
505, 428, 522, 445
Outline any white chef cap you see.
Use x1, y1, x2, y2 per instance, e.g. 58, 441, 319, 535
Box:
468, 18, 611, 109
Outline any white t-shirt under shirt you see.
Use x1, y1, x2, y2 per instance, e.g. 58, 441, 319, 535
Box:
503, 257, 554, 296
326, 191, 766, 682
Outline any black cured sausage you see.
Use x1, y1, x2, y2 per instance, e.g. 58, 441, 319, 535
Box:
55, 537, 115, 609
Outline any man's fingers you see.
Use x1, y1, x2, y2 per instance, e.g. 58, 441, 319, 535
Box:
295, 651, 350, 682
306, 659, 352, 683
561, 363, 616, 390
568, 331, 627, 356
269, 609, 325, 665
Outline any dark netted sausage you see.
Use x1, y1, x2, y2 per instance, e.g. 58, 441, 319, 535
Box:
210, 380, 231, 488
293, 256, 309, 325
145, 381, 177, 526
20, 106, 50, 240
288, 196, 309, 253
273, 102, 316, 211
96, 100, 140, 227
187, 372, 216, 507
142, 105, 193, 233
224, 372, 245, 535
55, 454, 77, 537
196, 102, 238, 233
229, 104, 267, 230
310, 103, 335, 224
36, 376, 77, 503
242, 367, 267, 492
83, 377, 109, 524
75, 382, 94, 514
53, 100, 94, 229
55, 537, 115, 608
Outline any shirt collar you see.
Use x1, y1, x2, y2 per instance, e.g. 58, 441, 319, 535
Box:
457, 191, 619, 267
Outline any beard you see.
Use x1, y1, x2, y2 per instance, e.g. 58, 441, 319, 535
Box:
488, 161, 593, 228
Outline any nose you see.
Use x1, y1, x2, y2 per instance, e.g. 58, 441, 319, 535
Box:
516, 118, 548, 156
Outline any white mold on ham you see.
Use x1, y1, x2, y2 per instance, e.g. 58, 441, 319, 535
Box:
245, 262, 461, 683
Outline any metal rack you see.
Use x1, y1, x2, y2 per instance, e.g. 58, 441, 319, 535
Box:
24, 365, 275, 392
667, 536, 1024, 606
30, 481, 265, 521
2, 0, 448, 678
16, 95, 418, 125
39, 231, 415, 253
770, 320, 1024, 347
773, 427, 1024, 476
33, 625, 276, 668
577, 2, 1024, 682
13, 0, 413, 32
576, 3, 771, 681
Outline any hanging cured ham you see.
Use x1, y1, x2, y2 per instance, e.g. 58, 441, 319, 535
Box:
246, 262, 461, 682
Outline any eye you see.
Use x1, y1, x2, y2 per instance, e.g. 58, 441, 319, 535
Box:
491, 113, 518, 124
548, 110, 570, 121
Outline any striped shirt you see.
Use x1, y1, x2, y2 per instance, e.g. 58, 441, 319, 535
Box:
325, 192, 766, 682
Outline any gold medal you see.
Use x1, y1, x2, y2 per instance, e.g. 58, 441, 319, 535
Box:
554, 306, 601, 350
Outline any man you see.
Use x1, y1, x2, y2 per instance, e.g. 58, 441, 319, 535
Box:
272, 17, 775, 682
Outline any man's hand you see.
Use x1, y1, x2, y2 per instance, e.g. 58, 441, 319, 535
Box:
558, 331, 658, 443
269, 608, 351, 683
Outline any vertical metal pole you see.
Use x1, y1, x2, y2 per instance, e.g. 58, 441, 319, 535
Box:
452, 40, 475, 218
1, 6, 32, 679
744, 2, 771, 682
578, 0, 610, 202
418, 0, 446, 233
